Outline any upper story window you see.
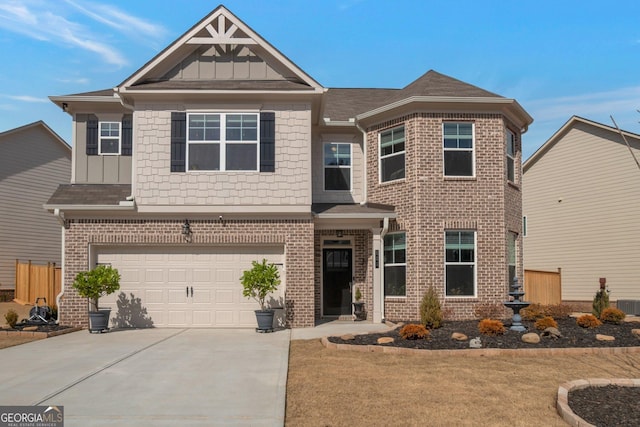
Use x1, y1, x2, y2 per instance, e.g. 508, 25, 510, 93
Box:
379, 125, 405, 182
324, 143, 351, 191
506, 129, 516, 182
187, 113, 258, 171
445, 230, 476, 297
384, 232, 406, 297
443, 122, 474, 177
99, 122, 121, 155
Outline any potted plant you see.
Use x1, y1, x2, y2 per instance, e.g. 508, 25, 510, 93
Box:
352, 287, 366, 321
240, 259, 281, 332
72, 265, 120, 333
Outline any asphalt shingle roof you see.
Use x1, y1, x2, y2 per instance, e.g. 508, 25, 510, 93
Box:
47, 184, 131, 205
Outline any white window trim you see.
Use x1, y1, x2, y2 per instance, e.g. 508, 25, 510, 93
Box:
383, 231, 407, 297
443, 122, 475, 178
444, 230, 477, 298
186, 112, 260, 172
506, 129, 516, 183
98, 121, 121, 156
323, 142, 352, 192
379, 125, 406, 184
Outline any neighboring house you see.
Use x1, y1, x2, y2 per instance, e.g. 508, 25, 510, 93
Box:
0, 121, 71, 291
523, 116, 640, 308
46, 5, 532, 328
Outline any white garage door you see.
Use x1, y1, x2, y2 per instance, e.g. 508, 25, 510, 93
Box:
96, 246, 285, 328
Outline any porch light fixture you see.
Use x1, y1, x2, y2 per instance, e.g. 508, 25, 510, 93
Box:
182, 219, 192, 242
336, 230, 343, 238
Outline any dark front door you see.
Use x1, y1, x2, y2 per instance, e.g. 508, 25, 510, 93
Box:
323, 248, 353, 316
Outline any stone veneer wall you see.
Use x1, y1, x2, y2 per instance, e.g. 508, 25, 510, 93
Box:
60, 218, 315, 328
366, 113, 523, 321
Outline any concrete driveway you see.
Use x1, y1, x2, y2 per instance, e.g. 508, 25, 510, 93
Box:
0, 328, 290, 426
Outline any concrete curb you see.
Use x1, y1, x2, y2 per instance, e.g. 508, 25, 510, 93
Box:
0, 327, 82, 339
556, 378, 640, 427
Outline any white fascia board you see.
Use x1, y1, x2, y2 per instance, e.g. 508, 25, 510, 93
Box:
49, 95, 119, 103
118, 88, 325, 95
137, 204, 312, 214
322, 119, 356, 127
43, 204, 136, 212
314, 212, 397, 220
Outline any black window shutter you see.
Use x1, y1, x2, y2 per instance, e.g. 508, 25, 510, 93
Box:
86, 114, 99, 155
260, 112, 275, 172
121, 114, 133, 156
171, 112, 187, 172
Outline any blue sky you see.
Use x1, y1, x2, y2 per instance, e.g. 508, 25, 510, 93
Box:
1, 0, 639, 159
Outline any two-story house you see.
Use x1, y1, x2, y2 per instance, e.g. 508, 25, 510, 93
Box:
46, 5, 532, 329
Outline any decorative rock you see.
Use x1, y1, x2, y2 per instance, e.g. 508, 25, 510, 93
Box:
632, 329, 640, 339
22, 326, 38, 331
541, 327, 563, 338
340, 334, 355, 341
377, 337, 394, 344
451, 332, 468, 341
596, 334, 615, 341
522, 333, 540, 344
469, 337, 482, 349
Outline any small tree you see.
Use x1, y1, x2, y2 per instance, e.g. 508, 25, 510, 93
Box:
72, 265, 121, 311
420, 285, 443, 329
240, 259, 281, 311
592, 287, 610, 318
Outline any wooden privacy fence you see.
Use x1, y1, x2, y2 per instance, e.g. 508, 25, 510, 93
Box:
15, 260, 61, 306
524, 268, 562, 305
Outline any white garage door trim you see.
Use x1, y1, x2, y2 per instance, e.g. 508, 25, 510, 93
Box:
93, 245, 285, 328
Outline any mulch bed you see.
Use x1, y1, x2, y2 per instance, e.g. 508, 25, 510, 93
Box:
328, 317, 640, 425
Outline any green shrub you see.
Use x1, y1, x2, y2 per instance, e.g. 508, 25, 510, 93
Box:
420, 286, 442, 329
592, 288, 610, 318
478, 319, 505, 336
577, 314, 601, 329
72, 265, 121, 311
534, 316, 558, 331
4, 309, 18, 328
399, 324, 430, 340
600, 307, 625, 324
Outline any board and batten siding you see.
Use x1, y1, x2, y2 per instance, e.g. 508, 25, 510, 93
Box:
523, 121, 640, 301
0, 124, 71, 289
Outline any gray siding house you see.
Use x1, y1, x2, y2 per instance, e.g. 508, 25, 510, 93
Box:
523, 116, 640, 307
0, 121, 71, 290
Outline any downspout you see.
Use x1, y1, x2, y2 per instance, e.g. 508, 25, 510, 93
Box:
380, 216, 389, 322
355, 121, 367, 204
116, 92, 136, 202
53, 209, 66, 325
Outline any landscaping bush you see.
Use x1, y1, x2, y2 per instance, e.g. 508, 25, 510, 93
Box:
534, 316, 558, 331
522, 303, 574, 320
521, 303, 546, 321
592, 288, 610, 318
473, 303, 505, 320
545, 303, 574, 319
478, 319, 506, 336
399, 324, 430, 340
4, 309, 18, 328
420, 286, 442, 329
600, 307, 625, 324
576, 314, 601, 329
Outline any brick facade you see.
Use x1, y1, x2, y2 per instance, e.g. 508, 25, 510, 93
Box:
366, 113, 523, 321
60, 218, 315, 328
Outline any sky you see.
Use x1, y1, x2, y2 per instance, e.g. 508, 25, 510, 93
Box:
1, 0, 639, 159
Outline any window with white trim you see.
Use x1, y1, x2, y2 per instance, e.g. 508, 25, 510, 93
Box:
508, 231, 518, 288
99, 121, 121, 155
187, 113, 258, 171
324, 143, 351, 191
443, 122, 474, 176
384, 232, 406, 296
379, 125, 405, 182
445, 230, 476, 297
506, 129, 516, 182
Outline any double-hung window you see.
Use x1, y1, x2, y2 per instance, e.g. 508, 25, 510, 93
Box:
187, 113, 258, 171
506, 129, 516, 182
380, 126, 405, 182
445, 230, 476, 297
99, 122, 121, 155
324, 143, 351, 191
384, 232, 406, 296
443, 122, 474, 176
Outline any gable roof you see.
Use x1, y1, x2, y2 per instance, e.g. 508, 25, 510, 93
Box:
523, 116, 640, 172
0, 120, 70, 152
117, 5, 323, 94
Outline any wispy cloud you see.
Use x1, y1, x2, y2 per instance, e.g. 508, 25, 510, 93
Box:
57, 77, 90, 85
0, 94, 49, 103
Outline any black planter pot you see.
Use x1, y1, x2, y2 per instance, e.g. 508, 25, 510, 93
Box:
254, 309, 275, 332
88, 308, 111, 333
352, 302, 366, 321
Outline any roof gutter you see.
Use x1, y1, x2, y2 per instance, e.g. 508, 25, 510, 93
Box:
44, 204, 136, 212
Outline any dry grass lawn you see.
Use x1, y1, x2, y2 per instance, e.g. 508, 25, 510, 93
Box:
286, 339, 640, 426
0, 335, 40, 349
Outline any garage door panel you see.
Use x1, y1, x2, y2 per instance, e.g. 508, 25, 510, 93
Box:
96, 245, 284, 328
